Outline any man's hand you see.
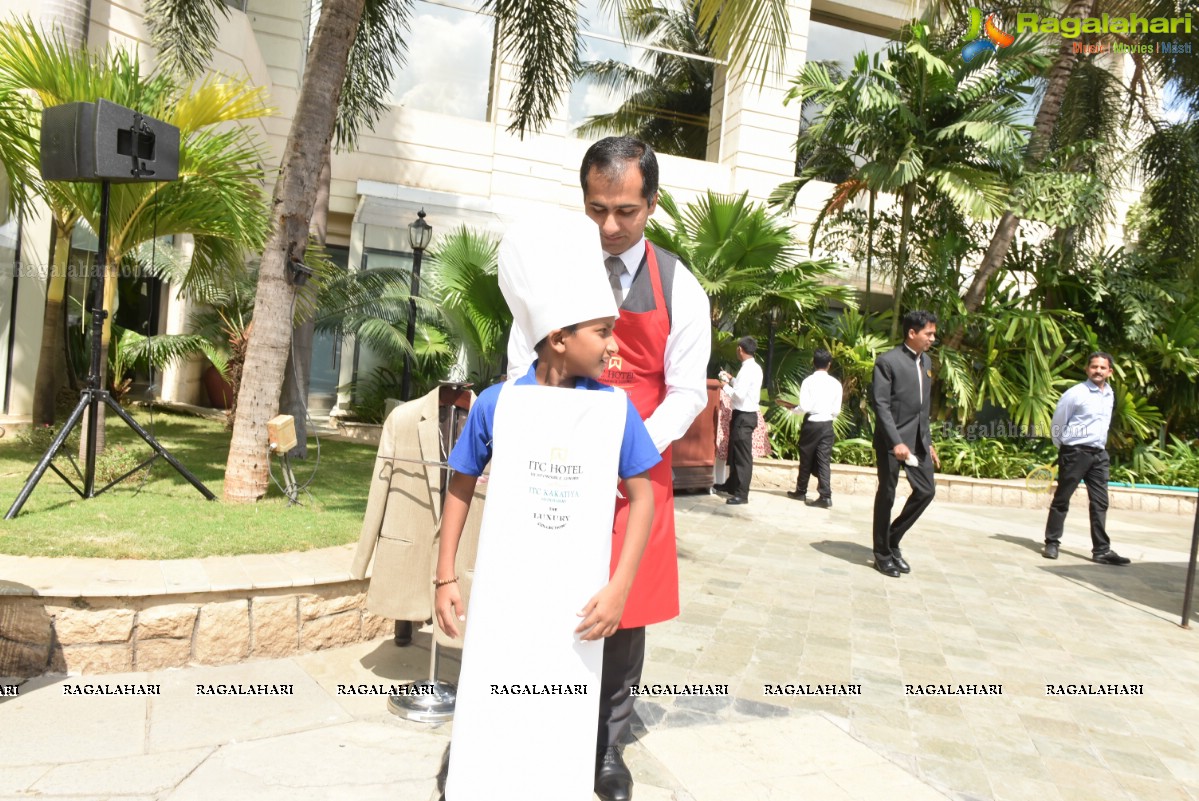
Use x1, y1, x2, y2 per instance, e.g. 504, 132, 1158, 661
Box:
930, 444, 940, 470
892, 443, 912, 463
575, 582, 628, 641
435, 584, 466, 639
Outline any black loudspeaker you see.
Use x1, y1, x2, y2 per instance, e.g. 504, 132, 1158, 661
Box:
40, 99, 180, 183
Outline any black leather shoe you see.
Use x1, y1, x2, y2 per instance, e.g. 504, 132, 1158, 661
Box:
595, 746, 633, 801
1093, 550, 1131, 565
1042, 542, 1059, 559
726, 496, 748, 505
786, 490, 807, 501
394, 620, 412, 647
712, 483, 734, 496
809, 497, 832, 509
892, 553, 911, 573
873, 559, 901, 578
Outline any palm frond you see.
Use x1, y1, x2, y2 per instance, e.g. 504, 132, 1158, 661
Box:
144, 0, 230, 81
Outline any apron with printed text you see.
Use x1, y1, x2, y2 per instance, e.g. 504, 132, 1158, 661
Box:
598, 243, 679, 628
446, 382, 626, 801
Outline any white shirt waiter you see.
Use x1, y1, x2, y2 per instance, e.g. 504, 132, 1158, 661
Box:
794, 370, 843, 422
722, 355, 762, 413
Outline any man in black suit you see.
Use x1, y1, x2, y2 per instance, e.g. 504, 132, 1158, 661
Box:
870, 310, 941, 577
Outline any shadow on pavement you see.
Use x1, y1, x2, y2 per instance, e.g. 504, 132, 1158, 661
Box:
357, 631, 462, 684
809, 539, 874, 568
991, 532, 1061, 556
1042, 561, 1199, 625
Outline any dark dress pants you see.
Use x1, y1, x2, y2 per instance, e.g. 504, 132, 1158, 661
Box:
797, 420, 834, 499
872, 447, 936, 562
726, 410, 756, 499
597, 626, 646, 751
1044, 445, 1112, 554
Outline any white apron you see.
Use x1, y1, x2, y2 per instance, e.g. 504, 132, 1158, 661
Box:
446, 382, 626, 801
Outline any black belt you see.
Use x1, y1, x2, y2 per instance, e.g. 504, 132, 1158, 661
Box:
1061, 443, 1104, 454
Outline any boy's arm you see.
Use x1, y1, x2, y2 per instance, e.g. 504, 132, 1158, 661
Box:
576, 473, 654, 641
434, 471, 479, 639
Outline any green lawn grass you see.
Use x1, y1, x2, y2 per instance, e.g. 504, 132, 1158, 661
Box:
0, 409, 377, 559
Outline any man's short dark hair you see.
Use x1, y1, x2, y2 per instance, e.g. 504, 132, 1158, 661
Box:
580, 136, 659, 203
738, 336, 757, 356
1087, 351, 1114, 369
901, 310, 938, 340
813, 348, 832, 370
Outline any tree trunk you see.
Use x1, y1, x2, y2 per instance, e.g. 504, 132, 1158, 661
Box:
41, 0, 92, 50
223, 0, 365, 502
890, 186, 916, 341
865, 189, 875, 319
955, 0, 1096, 335
31, 219, 73, 425
279, 145, 331, 459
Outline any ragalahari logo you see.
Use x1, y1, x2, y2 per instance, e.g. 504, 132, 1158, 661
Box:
961, 7, 1016, 63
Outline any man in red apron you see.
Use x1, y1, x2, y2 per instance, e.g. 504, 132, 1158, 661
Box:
508, 137, 710, 801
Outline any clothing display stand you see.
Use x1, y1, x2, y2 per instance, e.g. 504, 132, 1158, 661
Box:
388, 382, 472, 723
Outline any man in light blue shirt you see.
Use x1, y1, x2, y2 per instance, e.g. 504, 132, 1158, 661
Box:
1043, 352, 1130, 565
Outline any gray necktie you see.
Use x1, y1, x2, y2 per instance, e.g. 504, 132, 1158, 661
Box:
605, 256, 624, 307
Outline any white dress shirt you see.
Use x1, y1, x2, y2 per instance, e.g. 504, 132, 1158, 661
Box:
722, 357, 762, 412
506, 236, 711, 454
793, 369, 843, 422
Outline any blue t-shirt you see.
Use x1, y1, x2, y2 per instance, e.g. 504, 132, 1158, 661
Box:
448, 363, 661, 480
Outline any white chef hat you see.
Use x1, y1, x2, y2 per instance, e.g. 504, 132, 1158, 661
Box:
498, 209, 618, 347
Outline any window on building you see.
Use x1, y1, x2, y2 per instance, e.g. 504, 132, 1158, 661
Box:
569, 0, 717, 161
309, 245, 347, 414
387, 0, 494, 121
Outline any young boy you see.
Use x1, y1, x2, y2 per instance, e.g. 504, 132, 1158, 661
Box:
434, 212, 659, 801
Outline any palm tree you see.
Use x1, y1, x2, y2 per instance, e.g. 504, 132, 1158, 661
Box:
0, 20, 271, 449
312, 262, 455, 401
772, 21, 1044, 339
575, 5, 714, 159
943, 0, 1187, 326
0, 88, 35, 224
646, 188, 853, 390
0, 22, 150, 426
422, 226, 511, 386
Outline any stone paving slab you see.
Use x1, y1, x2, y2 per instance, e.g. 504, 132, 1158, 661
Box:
1, 491, 1197, 800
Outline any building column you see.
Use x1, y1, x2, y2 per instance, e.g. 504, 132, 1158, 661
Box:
707, 0, 811, 202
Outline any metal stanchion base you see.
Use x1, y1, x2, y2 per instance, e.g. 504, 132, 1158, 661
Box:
388, 680, 457, 722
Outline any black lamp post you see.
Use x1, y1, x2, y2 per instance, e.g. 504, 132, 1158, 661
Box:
765, 305, 780, 393
400, 208, 432, 401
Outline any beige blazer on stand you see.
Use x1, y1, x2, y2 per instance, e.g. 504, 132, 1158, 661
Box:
350, 386, 485, 648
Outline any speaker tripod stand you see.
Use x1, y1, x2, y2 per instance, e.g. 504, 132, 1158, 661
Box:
5, 181, 214, 519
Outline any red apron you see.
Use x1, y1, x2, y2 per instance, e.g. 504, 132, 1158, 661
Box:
599, 244, 679, 628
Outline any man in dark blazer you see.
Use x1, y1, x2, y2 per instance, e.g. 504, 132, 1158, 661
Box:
870, 310, 941, 577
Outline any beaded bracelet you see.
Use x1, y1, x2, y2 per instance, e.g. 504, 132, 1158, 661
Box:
433, 576, 459, 587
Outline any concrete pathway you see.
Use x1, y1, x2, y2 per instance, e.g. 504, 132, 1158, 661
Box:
1, 490, 1197, 801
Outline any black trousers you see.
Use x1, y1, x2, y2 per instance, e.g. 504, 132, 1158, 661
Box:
796, 420, 834, 499
872, 446, 936, 562
597, 626, 645, 752
726, 410, 756, 499
1045, 445, 1112, 554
